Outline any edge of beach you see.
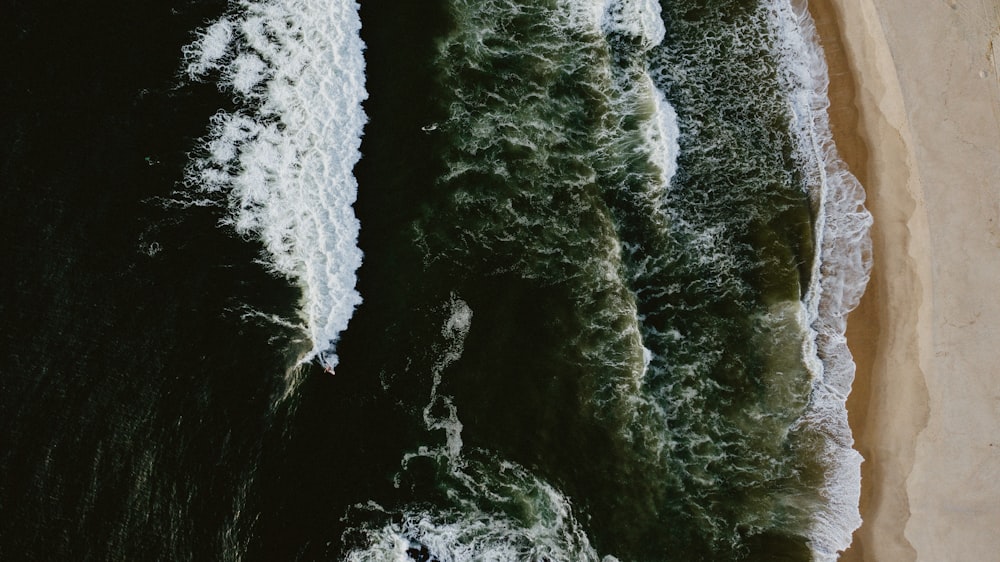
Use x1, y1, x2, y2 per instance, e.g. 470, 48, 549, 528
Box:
807, 0, 1000, 559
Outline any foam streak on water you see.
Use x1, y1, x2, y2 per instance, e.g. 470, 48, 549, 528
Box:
768, 0, 873, 557
342, 297, 613, 562
182, 0, 367, 375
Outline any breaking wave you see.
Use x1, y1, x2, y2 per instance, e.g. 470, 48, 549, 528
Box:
181, 0, 367, 374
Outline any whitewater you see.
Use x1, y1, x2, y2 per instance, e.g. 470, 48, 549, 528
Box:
182, 0, 367, 376
768, 1, 872, 557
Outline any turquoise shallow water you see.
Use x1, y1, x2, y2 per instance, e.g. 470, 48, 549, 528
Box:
0, 0, 869, 560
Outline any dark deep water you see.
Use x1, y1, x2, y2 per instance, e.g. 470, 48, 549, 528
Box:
1, 1, 870, 560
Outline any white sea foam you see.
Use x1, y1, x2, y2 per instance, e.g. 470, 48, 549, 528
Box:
343, 461, 615, 562
600, 0, 665, 48
343, 296, 613, 562
182, 0, 367, 374
594, 0, 682, 223
644, 79, 682, 190
186, 19, 234, 76
422, 295, 474, 464
767, 0, 872, 558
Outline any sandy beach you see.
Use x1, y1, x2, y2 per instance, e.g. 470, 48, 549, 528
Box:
807, 0, 1000, 559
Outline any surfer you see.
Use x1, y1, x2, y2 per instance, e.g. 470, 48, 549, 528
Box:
318, 355, 336, 375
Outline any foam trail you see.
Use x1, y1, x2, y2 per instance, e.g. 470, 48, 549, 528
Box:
768, 0, 873, 558
342, 297, 614, 561
182, 0, 367, 374
423, 295, 474, 465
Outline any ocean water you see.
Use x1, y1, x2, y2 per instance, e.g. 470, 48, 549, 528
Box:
0, 0, 870, 561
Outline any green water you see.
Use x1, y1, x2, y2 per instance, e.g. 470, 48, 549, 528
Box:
337, 0, 858, 560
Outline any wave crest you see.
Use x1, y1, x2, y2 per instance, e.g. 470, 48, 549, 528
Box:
181, 0, 367, 374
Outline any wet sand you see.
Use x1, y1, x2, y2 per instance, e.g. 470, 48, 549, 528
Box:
808, 0, 1000, 559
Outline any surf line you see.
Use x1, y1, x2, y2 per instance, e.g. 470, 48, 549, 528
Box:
768, 0, 873, 558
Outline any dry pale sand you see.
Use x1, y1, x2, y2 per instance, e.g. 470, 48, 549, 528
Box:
808, 0, 1000, 559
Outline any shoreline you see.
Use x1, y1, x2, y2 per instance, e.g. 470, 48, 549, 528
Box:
809, 0, 1000, 559
803, 1, 882, 558
809, 0, 931, 558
